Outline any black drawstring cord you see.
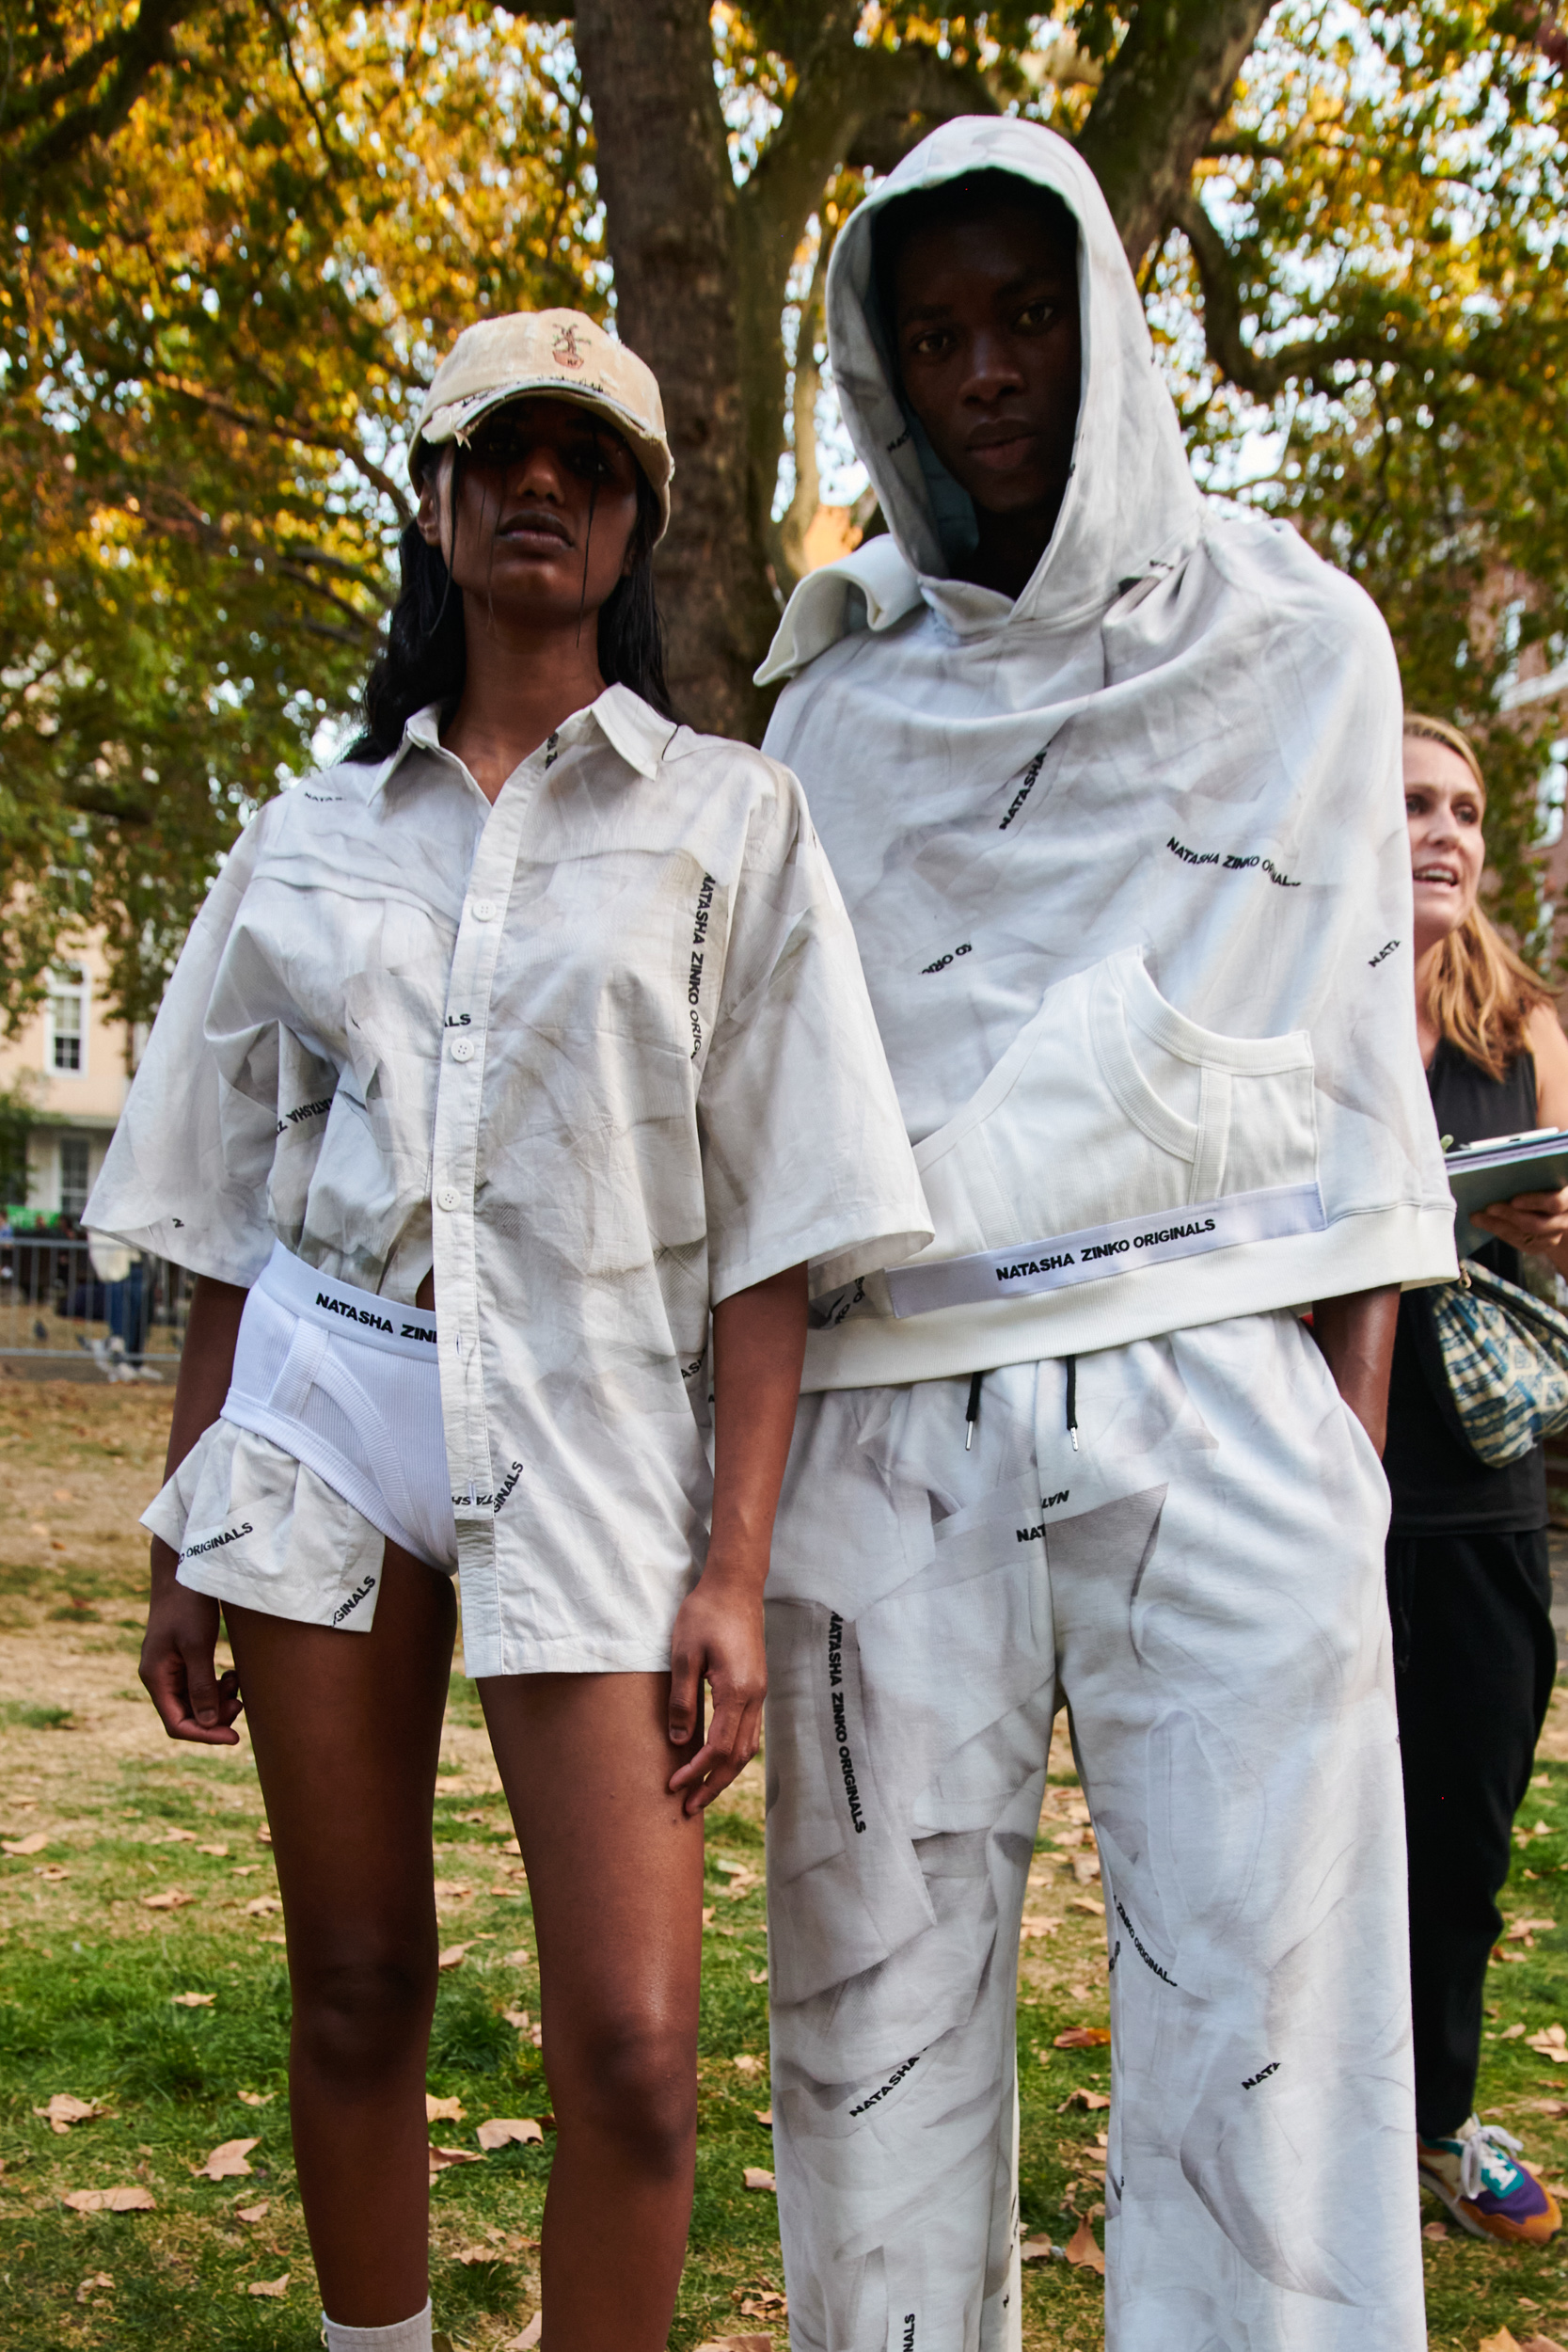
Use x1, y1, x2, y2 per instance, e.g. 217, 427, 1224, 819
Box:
964, 1368, 983, 1450
1065, 1354, 1079, 1451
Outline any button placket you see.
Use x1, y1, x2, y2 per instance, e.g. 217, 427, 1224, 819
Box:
432, 775, 535, 1530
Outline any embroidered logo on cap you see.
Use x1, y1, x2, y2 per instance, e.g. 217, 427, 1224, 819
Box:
552, 324, 586, 369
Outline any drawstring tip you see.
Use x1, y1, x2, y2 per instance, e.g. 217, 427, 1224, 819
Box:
964, 1422, 974, 1451
1069, 1426, 1080, 1453
964, 1368, 983, 1451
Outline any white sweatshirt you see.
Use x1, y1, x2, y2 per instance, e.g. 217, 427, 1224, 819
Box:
759, 115, 1456, 1392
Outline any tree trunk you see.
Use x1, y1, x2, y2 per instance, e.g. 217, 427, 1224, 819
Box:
573, 0, 777, 739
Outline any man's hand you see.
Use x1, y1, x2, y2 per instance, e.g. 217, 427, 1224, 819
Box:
1311, 1286, 1400, 1456
666, 1558, 768, 1815
141, 1538, 243, 1743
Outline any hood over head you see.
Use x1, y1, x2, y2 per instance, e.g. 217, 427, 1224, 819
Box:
759, 116, 1201, 679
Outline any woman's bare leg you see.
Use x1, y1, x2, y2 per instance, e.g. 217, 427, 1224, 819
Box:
226, 1545, 456, 2327
481, 1671, 705, 2352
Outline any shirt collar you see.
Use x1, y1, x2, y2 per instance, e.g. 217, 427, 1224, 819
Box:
369, 683, 674, 799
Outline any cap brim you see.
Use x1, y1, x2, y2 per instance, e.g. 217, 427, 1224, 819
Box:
412, 379, 672, 537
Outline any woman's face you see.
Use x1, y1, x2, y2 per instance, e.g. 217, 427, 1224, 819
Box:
1405, 733, 1485, 961
417, 396, 641, 628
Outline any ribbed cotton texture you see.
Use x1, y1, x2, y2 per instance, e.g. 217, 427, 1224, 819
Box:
321, 2299, 434, 2352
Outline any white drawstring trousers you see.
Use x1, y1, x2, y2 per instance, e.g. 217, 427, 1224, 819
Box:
765, 1311, 1425, 2352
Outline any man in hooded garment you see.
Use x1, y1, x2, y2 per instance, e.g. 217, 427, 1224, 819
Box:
755, 117, 1456, 2352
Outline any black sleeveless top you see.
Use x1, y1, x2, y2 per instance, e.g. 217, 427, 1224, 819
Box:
1384, 1035, 1547, 1534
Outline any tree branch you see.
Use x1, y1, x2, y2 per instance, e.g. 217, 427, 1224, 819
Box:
1078, 0, 1279, 265
1, 0, 200, 183
149, 374, 414, 523
1171, 187, 1369, 401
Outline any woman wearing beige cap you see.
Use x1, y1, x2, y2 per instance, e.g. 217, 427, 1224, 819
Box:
86, 310, 930, 2352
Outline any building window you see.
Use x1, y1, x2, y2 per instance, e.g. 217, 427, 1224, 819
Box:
59, 1136, 90, 1218
48, 966, 87, 1075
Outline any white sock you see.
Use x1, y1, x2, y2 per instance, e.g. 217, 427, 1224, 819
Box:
321, 2300, 434, 2352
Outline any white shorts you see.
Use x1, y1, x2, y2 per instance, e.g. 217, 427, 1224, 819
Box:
144, 1245, 456, 1634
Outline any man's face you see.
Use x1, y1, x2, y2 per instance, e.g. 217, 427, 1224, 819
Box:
890, 200, 1081, 532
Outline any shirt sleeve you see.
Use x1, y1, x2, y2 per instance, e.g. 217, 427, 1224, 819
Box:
698, 763, 932, 1305
85, 807, 282, 1286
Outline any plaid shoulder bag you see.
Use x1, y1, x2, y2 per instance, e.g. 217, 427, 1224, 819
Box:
1426, 1258, 1568, 1469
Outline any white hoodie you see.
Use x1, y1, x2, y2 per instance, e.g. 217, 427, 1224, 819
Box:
760, 116, 1456, 1392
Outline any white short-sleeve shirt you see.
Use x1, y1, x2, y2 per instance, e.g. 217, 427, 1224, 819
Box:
87, 686, 931, 1672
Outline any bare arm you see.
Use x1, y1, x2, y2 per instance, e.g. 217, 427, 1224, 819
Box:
1311, 1286, 1400, 1456
1473, 1002, 1568, 1275
140, 1274, 248, 1744
667, 1261, 808, 1815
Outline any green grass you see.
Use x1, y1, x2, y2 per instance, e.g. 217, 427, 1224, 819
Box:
5, 1386, 1568, 2346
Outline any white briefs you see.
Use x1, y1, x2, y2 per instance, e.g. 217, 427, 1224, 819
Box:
143, 1245, 456, 1636
221, 1245, 456, 1572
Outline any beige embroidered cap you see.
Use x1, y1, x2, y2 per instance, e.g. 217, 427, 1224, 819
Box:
409, 309, 673, 536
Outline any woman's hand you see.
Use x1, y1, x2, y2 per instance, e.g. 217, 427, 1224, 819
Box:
141, 1536, 244, 1743
666, 1556, 768, 1816
1474, 1185, 1568, 1260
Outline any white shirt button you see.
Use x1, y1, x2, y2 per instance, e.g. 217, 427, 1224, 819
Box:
450, 1038, 475, 1062
470, 898, 500, 922
436, 1185, 461, 1212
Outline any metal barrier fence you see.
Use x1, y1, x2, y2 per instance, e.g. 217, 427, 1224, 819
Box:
0, 1237, 190, 1378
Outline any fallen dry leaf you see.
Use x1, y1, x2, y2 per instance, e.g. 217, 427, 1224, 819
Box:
1021, 2235, 1057, 2263
142, 1889, 191, 1910
243, 1896, 281, 1916
1500, 2024, 1528, 2041
197, 1843, 230, 1857
502, 1947, 532, 1966
171, 1993, 214, 2009
437, 1944, 471, 1970
1527, 2026, 1568, 2061
754, 2107, 773, 2127
701, 1905, 716, 1926
693, 2339, 770, 2352
454, 2243, 506, 2265
501, 2008, 531, 2030
1478, 2332, 1521, 2352
1531, 2099, 1568, 2118
3, 1832, 49, 1856
429, 2144, 484, 2173
502, 1836, 523, 1856
1054, 2026, 1112, 2049
749, 1968, 768, 1984
1507, 1918, 1557, 1939
196, 2137, 259, 2181
74, 2270, 114, 2303
1066, 2088, 1112, 2110
1019, 1920, 1058, 1940
1064, 2217, 1105, 2276
733, 2054, 764, 2075
1519, 2336, 1568, 2352
1421, 2219, 1449, 2240
476, 2117, 543, 2151
426, 2094, 466, 2123
256, 1826, 273, 1845
38, 1865, 70, 1882
742, 2166, 777, 2192
35, 2094, 111, 2134
505, 2317, 542, 2350
246, 2274, 290, 2298
1068, 1897, 1106, 1915
62, 2186, 155, 2213
237, 2090, 273, 2107
433, 1881, 472, 1901
162, 1827, 198, 1844
235, 2201, 270, 2223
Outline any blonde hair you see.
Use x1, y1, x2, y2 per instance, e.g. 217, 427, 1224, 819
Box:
1405, 712, 1548, 1081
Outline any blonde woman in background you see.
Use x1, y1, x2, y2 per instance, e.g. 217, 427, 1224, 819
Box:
1387, 711, 1568, 2245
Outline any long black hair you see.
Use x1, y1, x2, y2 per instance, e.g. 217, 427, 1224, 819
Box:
347, 451, 673, 763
